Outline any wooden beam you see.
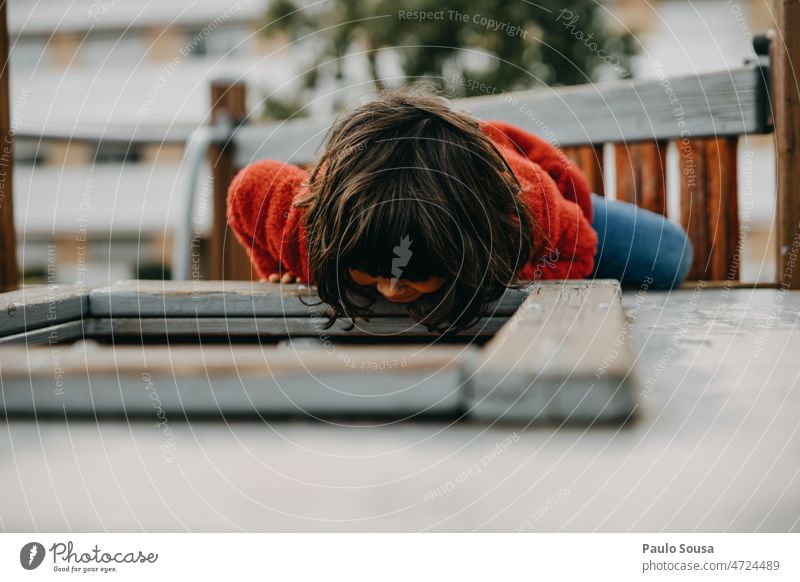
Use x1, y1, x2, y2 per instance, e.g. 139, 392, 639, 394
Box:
772, 2, 800, 289
209, 79, 257, 281
467, 280, 636, 424
233, 67, 769, 167
0, 2, 16, 291
0, 344, 471, 417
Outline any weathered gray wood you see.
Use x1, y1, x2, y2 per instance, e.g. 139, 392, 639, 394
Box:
232, 66, 768, 166
467, 280, 635, 423
0, 319, 89, 345
0, 284, 87, 335
88, 279, 535, 318
0, 344, 470, 416
0, 280, 635, 425
1, 288, 798, 532
89, 280, 321, 317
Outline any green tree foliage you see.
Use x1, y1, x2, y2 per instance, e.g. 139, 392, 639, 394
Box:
262, 0, 636, 117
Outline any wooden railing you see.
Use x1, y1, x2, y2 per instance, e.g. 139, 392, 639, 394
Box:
197, 38, 775, 286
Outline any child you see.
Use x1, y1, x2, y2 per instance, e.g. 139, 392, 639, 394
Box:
227, 89, 692, 332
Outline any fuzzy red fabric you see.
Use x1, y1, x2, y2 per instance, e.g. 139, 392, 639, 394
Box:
227, 120, 598, 284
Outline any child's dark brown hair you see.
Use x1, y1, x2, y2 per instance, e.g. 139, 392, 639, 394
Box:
299, 87, 544, 333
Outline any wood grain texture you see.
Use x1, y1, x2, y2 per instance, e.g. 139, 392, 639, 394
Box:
679, 138, 740, 281
0, 284, 87, 335
680, 139, 708, 280
467, 280, 636, 424
771, 3, 800, 289
0, 343, 471, 416
0, 3, 17, 292
705, 137, 740, 280
614, 141, 667, 215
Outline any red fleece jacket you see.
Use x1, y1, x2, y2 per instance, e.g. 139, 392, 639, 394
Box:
226, 120, 598, 283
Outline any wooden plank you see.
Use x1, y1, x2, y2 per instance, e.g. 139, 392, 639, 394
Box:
679, 138, 740, 280
0, 3, 16, 292
0, 344, 470, 417
466, 280, 636, 424
87, 279, 537, 318
705, 137, 740, 280
614, 141, 667, 215
232, 67, 768, 166
771, 4, 800, 289
91, 316, 504, 338
563, 145, 604, 196
89, 280, 319, 317
0, 285, 87, 336
209, 79, 256, 281
0, 320, 88, 345
680, 139, 709, 280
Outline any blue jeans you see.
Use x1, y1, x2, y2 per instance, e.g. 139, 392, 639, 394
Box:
589, 193, 693, 290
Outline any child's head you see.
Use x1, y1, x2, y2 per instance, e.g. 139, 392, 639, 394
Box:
301, 88, 542, 332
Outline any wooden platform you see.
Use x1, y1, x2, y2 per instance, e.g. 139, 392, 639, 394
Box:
0, 284, 798, 531
0, 280, 636, 424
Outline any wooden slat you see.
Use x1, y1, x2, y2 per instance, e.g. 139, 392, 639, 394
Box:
467, 280, 636, 424
0, 320, 86, 346
209, 79, 257, 282
0, 285, 87, 336
79, 316, 503, 341
680, 139, 709, 280
86, 279, 537, 319
0, 3, 17, 292
705, 137, 740, 280
232, 67, 769, 166
771, 5, 800, 289
563, 144, 605, 196
679, 137, 740, 281
614, 141, 667, 215
0, 344, 470, 416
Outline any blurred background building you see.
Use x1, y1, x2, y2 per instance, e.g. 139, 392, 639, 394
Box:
7, 0, 777, 286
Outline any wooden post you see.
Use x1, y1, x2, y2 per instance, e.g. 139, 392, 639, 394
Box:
0, 2, 17, 292
209, 78, 257, 281
772, 1, 800, 289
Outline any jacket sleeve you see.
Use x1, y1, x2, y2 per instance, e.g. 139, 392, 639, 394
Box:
226, 160, 309, 281
484, 120, 594, 222
516, 163, 598, 281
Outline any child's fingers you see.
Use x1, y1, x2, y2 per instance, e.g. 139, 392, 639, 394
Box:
280, 272, 296, 284
267, 273, 281, 283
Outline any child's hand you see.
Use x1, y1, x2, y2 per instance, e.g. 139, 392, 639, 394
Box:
264, 273, 302, 284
